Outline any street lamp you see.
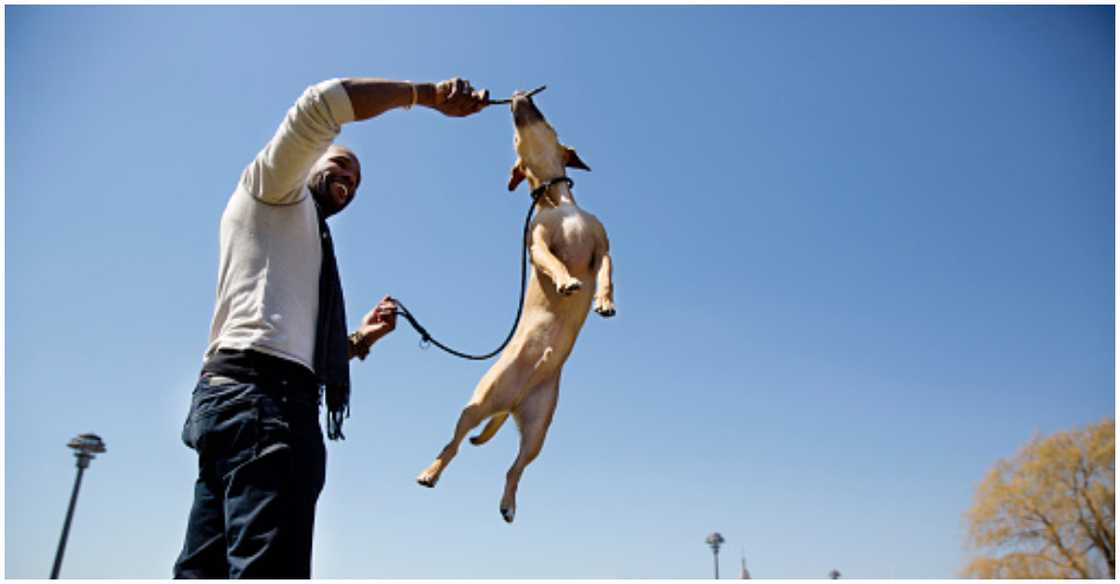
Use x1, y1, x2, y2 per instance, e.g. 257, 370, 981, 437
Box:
705, 532, 725, 579
50, 433, 106, 579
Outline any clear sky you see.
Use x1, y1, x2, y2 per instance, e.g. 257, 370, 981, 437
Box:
4, 4, 1114, 579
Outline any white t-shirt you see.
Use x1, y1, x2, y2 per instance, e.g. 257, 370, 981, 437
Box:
203, 79, 356, 371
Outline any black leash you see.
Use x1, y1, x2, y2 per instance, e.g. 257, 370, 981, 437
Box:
393, 177, 574, 361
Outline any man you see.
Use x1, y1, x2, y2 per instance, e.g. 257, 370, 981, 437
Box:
174, 77, 490, 578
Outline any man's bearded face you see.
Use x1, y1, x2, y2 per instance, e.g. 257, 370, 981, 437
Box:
309, 146, 361, 218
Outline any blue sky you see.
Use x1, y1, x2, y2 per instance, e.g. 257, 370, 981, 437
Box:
4, 5, 1114, 578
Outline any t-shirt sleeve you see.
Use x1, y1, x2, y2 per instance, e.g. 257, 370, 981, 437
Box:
238, 79, 356, 205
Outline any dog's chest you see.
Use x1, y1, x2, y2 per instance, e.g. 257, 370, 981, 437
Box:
544, 207, 595, 266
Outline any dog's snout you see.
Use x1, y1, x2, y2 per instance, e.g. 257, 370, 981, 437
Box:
511, 94, 530, 113
511, 94, 544, 126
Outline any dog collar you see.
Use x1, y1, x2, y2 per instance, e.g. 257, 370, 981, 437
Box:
529, 176, 574, 202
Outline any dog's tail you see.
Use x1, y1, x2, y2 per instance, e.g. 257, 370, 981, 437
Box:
469, 413, 510, 446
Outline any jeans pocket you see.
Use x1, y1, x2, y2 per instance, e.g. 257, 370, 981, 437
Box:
185, 380, 259, 476
182, 378, 217, 451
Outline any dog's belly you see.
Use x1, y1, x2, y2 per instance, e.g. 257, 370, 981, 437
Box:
513, 308, 583, 367
504, 281, 592, 382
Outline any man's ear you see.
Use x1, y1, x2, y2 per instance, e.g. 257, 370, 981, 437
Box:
508, 160, 527, 191
564, 146, 591, 172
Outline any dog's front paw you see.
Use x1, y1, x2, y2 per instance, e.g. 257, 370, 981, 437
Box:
594, 298, 616, 318
557, 278, 582, 296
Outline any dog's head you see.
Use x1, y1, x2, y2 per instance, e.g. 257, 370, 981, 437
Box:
507, 92, 590, 192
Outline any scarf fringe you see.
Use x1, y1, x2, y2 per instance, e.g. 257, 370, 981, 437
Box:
325, 384, 351, 441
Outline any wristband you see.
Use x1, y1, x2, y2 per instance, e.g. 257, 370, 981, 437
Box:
405, 81, 418, 110
349, 330, 371, 360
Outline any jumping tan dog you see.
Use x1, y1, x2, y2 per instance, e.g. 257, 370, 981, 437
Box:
416, 92, 615, 523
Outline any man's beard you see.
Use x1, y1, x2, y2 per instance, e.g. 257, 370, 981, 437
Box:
309, 171, 350, 218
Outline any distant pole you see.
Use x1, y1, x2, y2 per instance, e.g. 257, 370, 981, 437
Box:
50, 434, 106, 579
705, 532, 725, 579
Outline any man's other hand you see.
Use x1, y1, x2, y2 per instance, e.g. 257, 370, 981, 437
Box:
433, 77, 489, 117
357, 295, 398, 350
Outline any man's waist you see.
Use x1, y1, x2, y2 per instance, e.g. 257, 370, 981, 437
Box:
203, 347, 320, 389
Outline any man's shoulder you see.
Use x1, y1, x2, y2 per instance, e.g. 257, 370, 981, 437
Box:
220, 185, 317, 237
227, 183, 313, 211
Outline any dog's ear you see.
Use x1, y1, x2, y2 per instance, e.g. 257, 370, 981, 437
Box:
563, 146, 591, 172
508, 160, 527, 191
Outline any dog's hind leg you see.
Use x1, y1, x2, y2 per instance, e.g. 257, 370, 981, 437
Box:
418, 360, 527, 488
416, 400, 489, 488
470, 412, 509, 446
500, 374, 560, 523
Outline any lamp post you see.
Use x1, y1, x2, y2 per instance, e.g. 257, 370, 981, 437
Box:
705, 532, 725, 579
50, 433, 106, 579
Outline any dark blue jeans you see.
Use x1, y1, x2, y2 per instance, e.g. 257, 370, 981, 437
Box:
173, 372, 326, 579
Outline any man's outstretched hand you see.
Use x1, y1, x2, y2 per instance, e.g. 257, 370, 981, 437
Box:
432, 77, 489, 117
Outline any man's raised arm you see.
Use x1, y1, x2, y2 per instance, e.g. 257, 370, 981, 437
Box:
241, 77, 488, 205
341, 77, 489, 120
